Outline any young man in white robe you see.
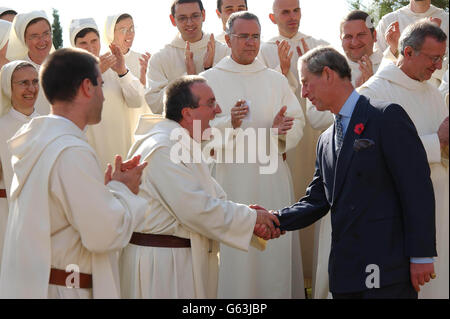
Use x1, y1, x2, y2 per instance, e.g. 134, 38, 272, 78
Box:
375, 0, 448, 87
215, 0, 247, 44
0, 61, 39, 274
6, 11, 53, 115
69, 18, 145, 172
0, 48, 149, 299
359, 21, 449, 299
201, 11, 305, 299
104, 13, 151, 141
145, 0, 230, 114
120, 75, 281, 299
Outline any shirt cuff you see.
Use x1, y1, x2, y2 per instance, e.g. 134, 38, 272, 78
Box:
410, 257, 435, 264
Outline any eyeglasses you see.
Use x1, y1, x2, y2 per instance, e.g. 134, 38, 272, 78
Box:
115, 26, 135, 35
27, 30, 52, 42
231, 33, 261, 42
417, 51, 445, 64
13, 79, 39, 89
175, 13, 203, 24
196, 101, 219, 109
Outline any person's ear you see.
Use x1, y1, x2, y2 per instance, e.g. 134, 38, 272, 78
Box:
225, 34, 231, 48
79, 78, 94, 98
216, 9, 221, 19
170, 14, 177, 27
269, 13, 276, 25
201, 10, 206, 22
181, 107, 193, 123
322, 66, 334, 83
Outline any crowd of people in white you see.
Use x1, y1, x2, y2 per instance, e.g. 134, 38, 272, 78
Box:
0, 0, 448, 299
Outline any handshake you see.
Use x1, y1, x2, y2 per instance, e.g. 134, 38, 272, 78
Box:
249, 205, 285, 241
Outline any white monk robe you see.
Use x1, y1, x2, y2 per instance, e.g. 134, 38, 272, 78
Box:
6, 11, 53, 115
201, 56, 306, 298
0, 108, 39, 270
215, 31, 226, 44
145, 33, 229, 114
305, 48, 384, 299
86, 68, 144, 172
358, 62, 449, 299
104, 14, 150, 140
0, 116, 148, 298
375, 4, 448, 86
120, 116, 259, 299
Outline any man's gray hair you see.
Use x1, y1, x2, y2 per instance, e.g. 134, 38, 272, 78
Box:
399, 20, 447, 56
300, 46, 352, 81
226, 11, 260, 35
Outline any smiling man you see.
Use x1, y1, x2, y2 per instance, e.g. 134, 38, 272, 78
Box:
359, 20, 449, 299
145, 0, 229, 114
120, 75, 280, 299
215, 0, 248, 43
200, 11, 305, 299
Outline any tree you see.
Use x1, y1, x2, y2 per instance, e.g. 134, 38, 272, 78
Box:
348, 0, 449, 24
52, 8, 63, 49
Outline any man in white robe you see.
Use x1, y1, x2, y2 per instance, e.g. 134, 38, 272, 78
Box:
201, 12, 305, 299
6, 11, 53, 115
375, 0, 448, 86
359, 21, 449, 299
0, 48, 148, 299
104, 13, 151, 140
0, 61, 39, 274
145, 0, 229, 114
215, 0, 247, 44
120, 75, 280, 299
70, 18, 145, 171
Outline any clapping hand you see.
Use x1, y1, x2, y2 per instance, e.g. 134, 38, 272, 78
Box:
203, 34, 216, 70
185, 42, 196, 75
139, 52, 151, 86
276, 40, 293, 76
355, 55, 374, 87
385, 21, 401, 56
99, 52, 117, 74
231, 100, 249, 129
104, 155, 148, 195
272, 106, 294, 135
296, 38, 309, 57
109, 43, 128, 76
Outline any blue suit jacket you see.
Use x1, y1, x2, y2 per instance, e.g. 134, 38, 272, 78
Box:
278, 95, 436, 294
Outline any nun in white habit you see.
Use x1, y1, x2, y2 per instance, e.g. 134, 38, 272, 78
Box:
70, 18, 144, 171
104, 13, 150, 141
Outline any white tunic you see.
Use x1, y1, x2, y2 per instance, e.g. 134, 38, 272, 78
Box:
0, 108, 39, 271
124, 49, 151, 140
201, 56, 306, 298
86, 69, 144, 171
0, 116, 148, 298
120, 116, 258, 299
215, 31, 227, 44
359, 62, 449, 299
145, 33, 230, 114
375, 4, 449, 86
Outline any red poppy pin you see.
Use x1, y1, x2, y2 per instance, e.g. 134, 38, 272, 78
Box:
354, 123, 364, 135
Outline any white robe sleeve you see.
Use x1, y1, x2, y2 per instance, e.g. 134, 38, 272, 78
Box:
118, 71, 145, 108
50, 146, 148, 253
144, 146, 256, 251
145, 53, 168, 114
419, 133, 443, 164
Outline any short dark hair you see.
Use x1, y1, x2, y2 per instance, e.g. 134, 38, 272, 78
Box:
116, 13, 133, 25
171, 0, 204, 17
40, 48, 99, 104
301, 46, 352, 81
217, 0, 248, 13
74, 28, 100, 45
164, 75, 206, 122
399, 20, 447, 56
226, 11, 260, 35
340, 10, 375, 37
0, 10, 17, 18
25, 17, 51, 36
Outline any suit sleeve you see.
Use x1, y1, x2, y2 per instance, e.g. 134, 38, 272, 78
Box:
380, 104, 437, 257
277, 135, 331, 231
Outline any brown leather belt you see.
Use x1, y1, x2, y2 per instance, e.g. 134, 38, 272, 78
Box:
0, 189, 6, 198
130, 232, 191, 248
49, 268, 92, 289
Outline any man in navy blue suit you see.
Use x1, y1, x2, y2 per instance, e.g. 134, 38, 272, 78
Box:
275, 46, 436, 299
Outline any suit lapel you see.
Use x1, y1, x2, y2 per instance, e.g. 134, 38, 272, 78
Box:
332, 96, 369, 201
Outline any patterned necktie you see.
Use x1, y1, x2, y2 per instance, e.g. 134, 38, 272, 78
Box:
335, 114, 344, 156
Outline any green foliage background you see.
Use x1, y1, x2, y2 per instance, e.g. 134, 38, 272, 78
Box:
52, 8, 63, 49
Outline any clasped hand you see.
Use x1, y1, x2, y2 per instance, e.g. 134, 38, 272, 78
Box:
250, 205, 285, 240
104, 155, 148, 195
